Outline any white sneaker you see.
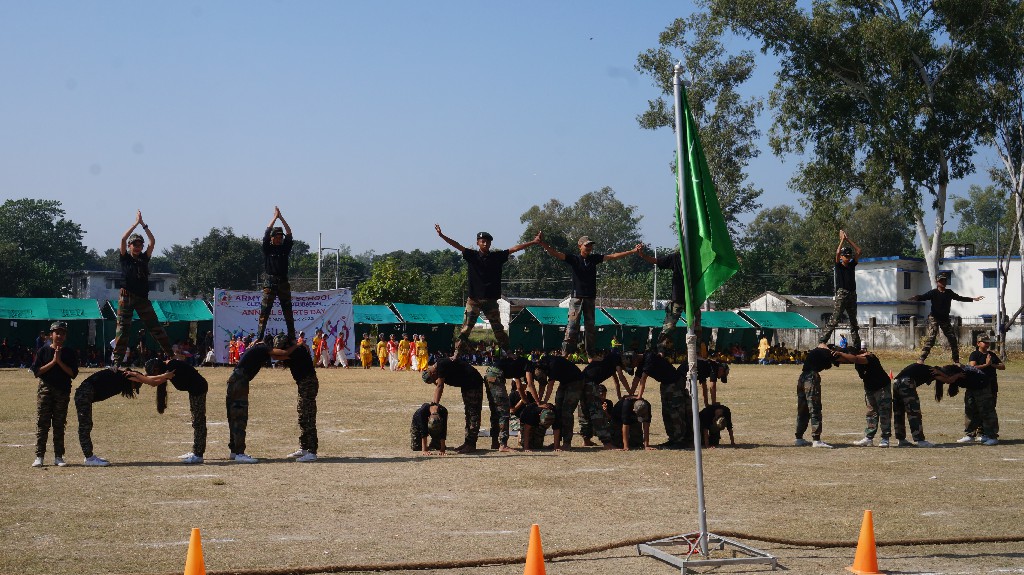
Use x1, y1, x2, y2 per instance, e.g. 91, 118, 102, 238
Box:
181, 454, 204, 464
916, 440, 935, 448
981, 437, 998, 446
287, 449, 307, 458
878, 439, 890, 448
975, 436, 986, 443
31, 457, 44, 468
232, 453, 258, 464
956, 435, 975, 443
178, 452, 196, 460
54, 456, 67, 467
794, 438, 812, 447
84, 455, 110, 467
295, 452, 317, 463
812, 440, 833, 449
852, 437, 873, 447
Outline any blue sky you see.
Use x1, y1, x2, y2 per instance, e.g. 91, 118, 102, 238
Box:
0, 1, 993, 257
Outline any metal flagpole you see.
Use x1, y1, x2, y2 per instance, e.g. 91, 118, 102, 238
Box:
637, 63, 775, 574
317, 233, 323, 291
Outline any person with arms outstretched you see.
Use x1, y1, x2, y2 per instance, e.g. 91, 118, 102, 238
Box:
910, 273, 983, 364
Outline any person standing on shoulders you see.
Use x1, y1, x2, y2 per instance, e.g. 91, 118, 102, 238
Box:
910, 273, 984, 364
819, 230, 862, 350
256, 206, 296, 342
636, 246, 686, 355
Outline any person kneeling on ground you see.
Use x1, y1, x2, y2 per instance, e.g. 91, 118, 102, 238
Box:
699, 403, 735, 449
421, 357, 484, 454
75, 367, 161, 467
411, 402, 448, 455
518, 401, 557, 452
610, 395, 654, 451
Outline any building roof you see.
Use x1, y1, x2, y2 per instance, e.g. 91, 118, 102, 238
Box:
755, 291, 833, 308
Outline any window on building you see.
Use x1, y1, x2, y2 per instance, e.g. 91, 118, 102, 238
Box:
982, 269, 997, 289
105, 278, 118, 289
903, 272, 911, 290
150, 280, 165, 292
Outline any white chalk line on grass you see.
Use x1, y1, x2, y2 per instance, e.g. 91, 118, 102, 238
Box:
573, 467, 618, 473
731, 463, 766, 467
921, 511, 949, 516
152, 500, 209, 505
1002, 458, 1021, 462
154, 474, 221, 479
446, 530, 517, 536
1, 443, 25, 448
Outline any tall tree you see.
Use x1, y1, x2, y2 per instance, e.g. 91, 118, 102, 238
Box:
353, 257, 424, 305
944, 184, 1015, 254
0, 199, 90, 297
635, 11, 764, 234
843, 194, 918, 258
711, 0, 1003, 283
170, 228, 263, 299
510, 187, 647, 300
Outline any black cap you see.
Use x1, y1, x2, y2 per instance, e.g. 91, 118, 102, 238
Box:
839, 246, 853, 257
272, 227, 284, 236
49, 321, 68, 332
937, 273, 949, 283
476, 232, 493, 241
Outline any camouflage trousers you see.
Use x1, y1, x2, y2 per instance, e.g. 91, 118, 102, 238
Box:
964, 385, 999, 439
819, 288, 860, 348
522, 423, 548, 450
563, 297, 596, 357
661, 378, 692, 446
577, 381, 612, 443
460, 384, 484, 448
554, 379, 584, 443
113, 291, 173, 364
892, 377, 925, 442
456, 298, 509, 355
657, 300, 685, 354
36, 384, 70, 458
295, 374, 319, 453
863, 385, 893, 440
610, 416, 644, 449
188, 393, 208, 457
484, 366, 510, 447
919, 315, 960, 363
257, 275, 295, 341
74, 383, 98, 458
796, 371, 823, 441
409, 424, 444, 451
225, 369, 252, 455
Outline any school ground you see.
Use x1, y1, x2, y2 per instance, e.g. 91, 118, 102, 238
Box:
2, 352, 1022, 575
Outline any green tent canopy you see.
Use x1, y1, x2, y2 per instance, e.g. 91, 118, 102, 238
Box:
156, 300, 213, 322
740, 311, 818, 329
508, 306, 616, 351
0, 297, 103, 320
700, 311, 755, 329
602, 308, 674, 328
353, 305, 400, 324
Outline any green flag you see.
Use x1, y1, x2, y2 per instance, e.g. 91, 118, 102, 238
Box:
674, 83, 739, 325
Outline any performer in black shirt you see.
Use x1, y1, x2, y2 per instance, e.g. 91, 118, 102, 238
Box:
30, 321, 79, 467
75, 367, 156, 466
836, 348, 894, 447
637, 247, 687, 354
275, 333, 320, 462
889, 362, 938, 447
910, 273, 983, 364
256, 206, 296, 341
411, 402, 448, 455
968, 337, 1004, 405
422, 358, 485, 454
143, 358, 209, 463
698, 403, 735, 448
819, 229, 862, 349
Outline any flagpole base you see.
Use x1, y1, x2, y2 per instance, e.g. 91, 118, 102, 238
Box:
637, 531, 777, 575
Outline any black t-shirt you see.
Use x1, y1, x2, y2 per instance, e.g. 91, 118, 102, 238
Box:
834, 259, 857, 292
563, 253, 605, 298
519, 403, 559, 430
639, 351, 677, 384
958, 366, 990, 390
916, 289, 973, 321
854, 354, 890, 393
509, 388, 536, 417
166, 359, 209, 395
120, 252, 151, 297
802, 348, 836, 373
611, 398, 640, 426
699, 404, 733, 431
462, 248, 510, 300
968, 350, 1001, 394
655, 252, 686, 303
79, 369, 136, 402
535, 355, 584, 383
894, 363, 934, 388
435, 358, 483, 388
496, 355, 533, 379
412, 403, 448, 441
285, 344, 316, 381
582, 352, 622, 384
679, 359, 723, 383
236, 344, 272, 380
31, 345, 80, 393
262, 228, 294, 277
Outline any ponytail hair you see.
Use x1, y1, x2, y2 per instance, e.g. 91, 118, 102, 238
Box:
934, 365, 961, 402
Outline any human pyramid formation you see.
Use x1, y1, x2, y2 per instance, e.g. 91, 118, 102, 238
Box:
28, 214, 1000, 467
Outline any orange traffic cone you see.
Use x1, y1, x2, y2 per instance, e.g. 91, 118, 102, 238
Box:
889, 370, 893, 379
847, 510, 881, 574
524, 524, 546, 575
184, 528, 206, 575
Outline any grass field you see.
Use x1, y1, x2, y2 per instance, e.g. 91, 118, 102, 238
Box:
1, 351, 1023, 575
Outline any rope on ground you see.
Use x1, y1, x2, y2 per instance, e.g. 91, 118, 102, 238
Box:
145, 532, 1024, 575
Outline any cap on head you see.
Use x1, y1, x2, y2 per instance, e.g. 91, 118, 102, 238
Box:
977, 336, 994, 344
538, 407, 556, 427
274, 333, 292, 349
577, 236, 595, 247
427, 412, 445, 439
714, 416, 727, 430
937, 273, 949, 283
476, 232, 493, 241
49, 321, 68, 332
839, 246, 853, 257
128, 233, 144, 245
272, 227, 284, 236
421, 369, 436, 383
632, 398, 652, 422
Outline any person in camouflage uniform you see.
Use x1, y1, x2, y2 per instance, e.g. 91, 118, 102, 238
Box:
421, 357, 484, 454
275, 333, 319, 462
932, 365, 999, 445
627, 351, 691, 448
889, 362, 938, 447
533, 354, 592, 450
435, 225, 540, 356
836, 348, 894, 448
257, 206, 296, 342
30, 321, 79, 467
909, 273, 984, 364
819, 230, 862, 349
794, 346, 843, 449
410, 402, 448, 454
141, 357, 210, 463
636, 247, 687, 354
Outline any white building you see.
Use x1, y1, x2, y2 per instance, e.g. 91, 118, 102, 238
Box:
745, 291, 835, 327
70, 270, 180, 302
